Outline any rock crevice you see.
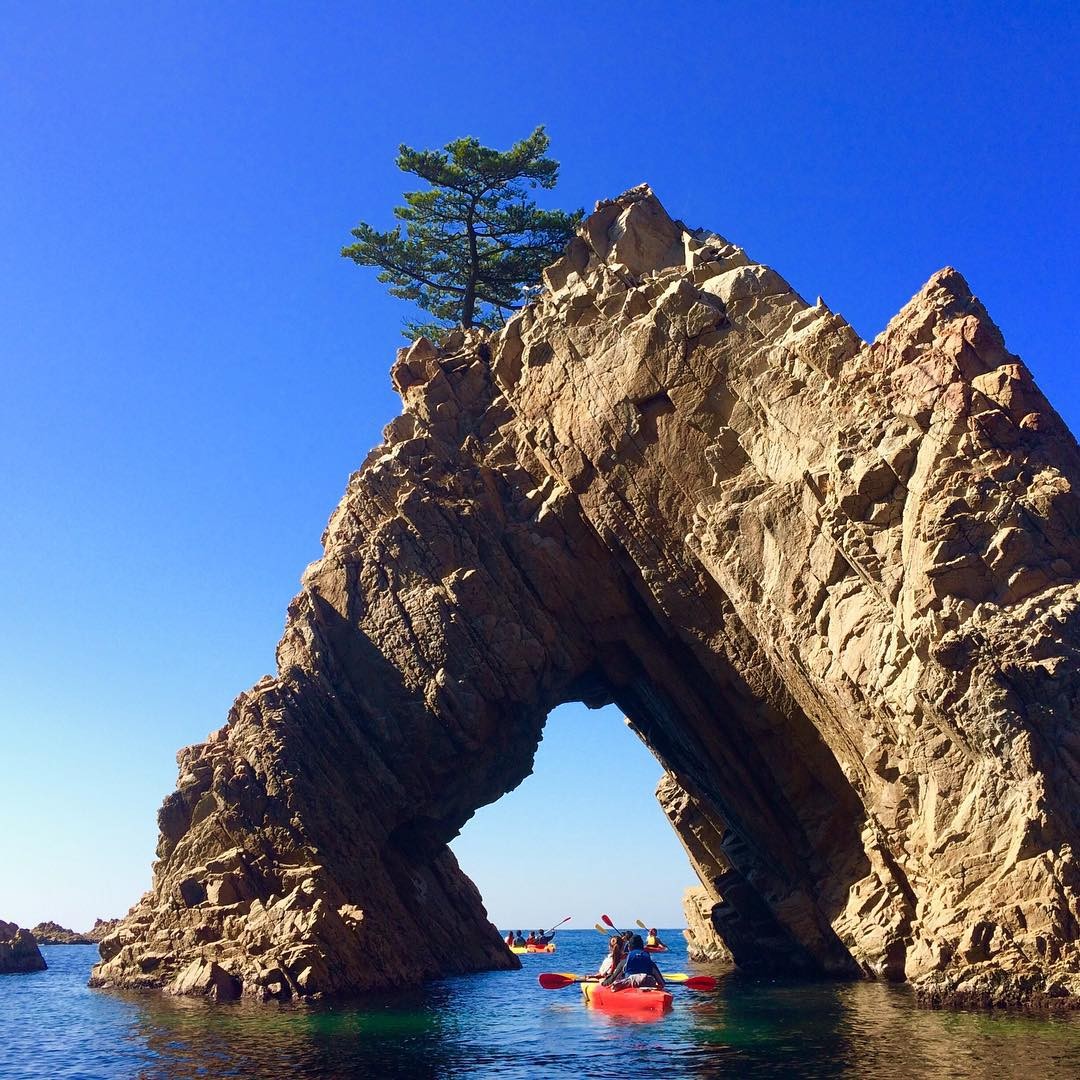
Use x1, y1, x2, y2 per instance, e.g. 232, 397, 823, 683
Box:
92, 187, 1080, 1007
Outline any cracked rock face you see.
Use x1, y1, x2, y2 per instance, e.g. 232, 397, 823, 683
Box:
91, 186, 1080, 1007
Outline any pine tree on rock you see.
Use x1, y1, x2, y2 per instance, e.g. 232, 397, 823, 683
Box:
342, 126, 582, 339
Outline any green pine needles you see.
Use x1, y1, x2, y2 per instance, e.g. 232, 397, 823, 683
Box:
342, 126, 582, 339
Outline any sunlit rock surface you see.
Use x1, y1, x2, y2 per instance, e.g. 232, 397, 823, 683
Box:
30, 921, 94, 945
92, 186, 1080, 1007
682, 886, 733, 963
31, 919, 121, 944
0, 921, 46, 973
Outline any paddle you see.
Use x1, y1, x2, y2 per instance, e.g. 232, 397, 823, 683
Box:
600, 913, 622, 934
539, 972, 582, 989
538, 972, 718, 991
593, 923, 609, 936
550, 971, 700, 984
538, 916, 571, 941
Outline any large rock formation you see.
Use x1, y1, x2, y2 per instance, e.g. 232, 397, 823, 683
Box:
31, 921, 95, 945
29, 919, 120, 944
0, 921, 47, 973
91, 187, 1080, 1007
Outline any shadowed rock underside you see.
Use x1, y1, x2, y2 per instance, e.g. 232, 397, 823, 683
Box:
91, 187, 1080, 1007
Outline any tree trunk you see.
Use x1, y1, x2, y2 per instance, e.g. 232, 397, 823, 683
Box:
462, 208, 478, 328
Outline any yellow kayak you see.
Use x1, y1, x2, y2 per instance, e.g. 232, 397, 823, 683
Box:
510, 943, 555, 954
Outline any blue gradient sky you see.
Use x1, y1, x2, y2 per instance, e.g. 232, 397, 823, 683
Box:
1, 2, 1076, 931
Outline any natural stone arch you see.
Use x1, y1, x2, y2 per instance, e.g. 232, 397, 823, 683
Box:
92, 187, 1080, 1007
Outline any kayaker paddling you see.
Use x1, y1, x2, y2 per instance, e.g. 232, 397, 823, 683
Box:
645, 928, 668, 952
597, 935, 625, 977
602, 934, 666, 992
508, 917, 568, 953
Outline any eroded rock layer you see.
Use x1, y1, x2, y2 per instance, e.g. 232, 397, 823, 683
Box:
92, 187, 1080, 1006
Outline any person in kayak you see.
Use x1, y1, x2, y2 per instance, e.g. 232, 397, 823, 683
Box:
597, 935, 625, 977
646, 928, 666, 949
602, 934, 666, 991
525, 931, 537, 946
535, 929, 553, 946
513, 931, 526, 947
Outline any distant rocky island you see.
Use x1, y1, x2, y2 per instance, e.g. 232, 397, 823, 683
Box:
90, 186, 1080, 1009
0, 921, 46, 973
31, 918, 120, 945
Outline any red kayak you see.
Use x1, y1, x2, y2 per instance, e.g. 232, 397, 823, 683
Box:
644, 944, 668, 952
581, 982, 673, 1013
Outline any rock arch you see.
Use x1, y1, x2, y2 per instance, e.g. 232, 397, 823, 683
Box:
92, 187, 1080, 1007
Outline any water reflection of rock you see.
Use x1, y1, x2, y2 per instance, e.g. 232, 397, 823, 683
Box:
683, 978, 1080, 1078
120, 986, 453, 1079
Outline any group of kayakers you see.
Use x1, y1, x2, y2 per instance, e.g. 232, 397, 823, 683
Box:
597, 929, 667, 990
505, 929, 554, 948
504, 916, 669, 991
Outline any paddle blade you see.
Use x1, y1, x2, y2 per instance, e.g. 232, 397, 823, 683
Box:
538, 973, 575, 989
601, 914, 616, 929
593, 924, 609, 935
543, 916, 572, 934
681, 976, 719, 991
636, 919, 648, 929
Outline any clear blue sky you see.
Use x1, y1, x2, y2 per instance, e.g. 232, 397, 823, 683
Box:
0, 2, 1076, 932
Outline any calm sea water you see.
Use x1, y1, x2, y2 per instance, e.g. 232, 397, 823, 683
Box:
2, 934, 1079, 1078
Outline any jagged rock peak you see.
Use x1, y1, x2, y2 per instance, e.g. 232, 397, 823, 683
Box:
30, 921, 94, 945
92, 188, 1080, 1009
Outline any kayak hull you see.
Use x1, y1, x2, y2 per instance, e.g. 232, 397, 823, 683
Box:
581, 982, 673, 1013
510, 944, 555, 954
644, 944, 668, 952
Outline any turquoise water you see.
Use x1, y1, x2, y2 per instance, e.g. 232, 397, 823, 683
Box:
2, 934, 1079, 1078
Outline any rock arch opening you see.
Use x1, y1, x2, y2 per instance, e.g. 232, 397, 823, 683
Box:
449, 700, 696, 933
